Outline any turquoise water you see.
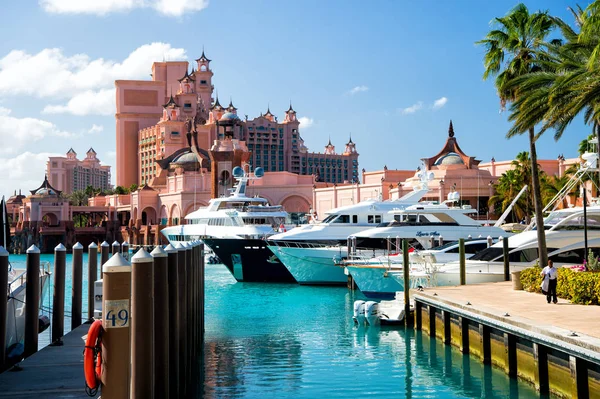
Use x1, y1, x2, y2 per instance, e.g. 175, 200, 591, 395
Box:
9, 253, 99, 348
202, 263, 542, 399
7, 253, 543, 397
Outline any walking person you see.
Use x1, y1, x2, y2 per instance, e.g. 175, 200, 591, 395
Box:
540, 260, 558, 304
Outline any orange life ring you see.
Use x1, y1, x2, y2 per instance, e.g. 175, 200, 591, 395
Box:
84, 320, 103, 391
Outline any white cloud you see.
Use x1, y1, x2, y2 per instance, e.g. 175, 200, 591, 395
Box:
400, 101, 423, 115
0, 43, 187, 99
88, 124, 105, 134
0, 151, 62, 199
298, 117, 314, 129
432, 97, 448, 110
43, 89, 116, 116
0, 107, 75, 154
152, 0, 209, 16
347, 85, 369, 95
40, 0, 209, 17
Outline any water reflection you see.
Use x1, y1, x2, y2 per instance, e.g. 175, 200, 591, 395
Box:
202, 264, 540, 398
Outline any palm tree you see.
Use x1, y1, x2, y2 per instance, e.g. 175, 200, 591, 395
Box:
489, 169, 529, 222
477, 3, 554, 267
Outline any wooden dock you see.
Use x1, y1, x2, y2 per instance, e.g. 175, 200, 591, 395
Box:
413, 281, 600, 397
0, 324, 96, 398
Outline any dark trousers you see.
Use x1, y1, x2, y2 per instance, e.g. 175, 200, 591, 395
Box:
547, 279, 557, 303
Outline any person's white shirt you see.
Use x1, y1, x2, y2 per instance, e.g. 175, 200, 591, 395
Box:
542, 265, 557, 280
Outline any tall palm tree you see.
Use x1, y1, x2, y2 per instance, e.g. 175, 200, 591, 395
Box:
477, 3, 554, 267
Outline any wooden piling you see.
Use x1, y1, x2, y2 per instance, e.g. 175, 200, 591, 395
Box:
87, 243, 98, 322
184, 243, 193, 386
100, 241, 110, 275
121, 241, 129, 261
52, 243, 66, 345
130, 248, 154, 399
71, 242, 83, 330
112, 240, 120, 256
24, 245, 40, 358
101, 253, 132, 399
502, 236, 509, 281
0, 247, 8, 370
151, 246, 169, 399
459, 238, 466, 285
175, 243, 188, 397
165, 244, 180, 399
199, 242, 205, 347
403, 239, 411, 327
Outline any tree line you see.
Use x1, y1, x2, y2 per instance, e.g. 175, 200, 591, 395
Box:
477, 1, 600, 268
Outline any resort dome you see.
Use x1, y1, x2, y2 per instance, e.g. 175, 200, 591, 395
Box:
219, 112, 240, 122
172, 152, 199, 165
434, 152, 464, 166
35, 188, 58, 196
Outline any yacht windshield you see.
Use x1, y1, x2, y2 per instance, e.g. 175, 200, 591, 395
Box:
468, 247, 505, 261
322, 214, 338, 223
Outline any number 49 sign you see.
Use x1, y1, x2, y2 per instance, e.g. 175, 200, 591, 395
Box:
104, 299, 130, 328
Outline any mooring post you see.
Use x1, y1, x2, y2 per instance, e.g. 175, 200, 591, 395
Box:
151, 246, 169, 399
175, 243, 188, 396
165, 244, 180, 399
428, 305, 436, 338
184, 242, 193, 384
111, 240, 120, 256
121, 241, 129, 261
502, 236, 509, 281
24, 245, 40, 358
570, 355, 589, 398
101, 253, 132, 399
131, 248, 154, 399
71, 242, 83, 330
0, 247, 8, 370
87, 242, 98, 321
459, 238, 466, 285
402, 239, 411, 327
479, 324, 491, 364
51, 243, 66, 345
442, 310, 451, 344
533, 342, 549, 394
199, 242, 205, 345
189, 242, 196, 362
100, 241, 110, 276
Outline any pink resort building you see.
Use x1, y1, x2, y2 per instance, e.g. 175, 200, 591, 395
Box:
6, 51, 585, 252
47, 148, 111, 195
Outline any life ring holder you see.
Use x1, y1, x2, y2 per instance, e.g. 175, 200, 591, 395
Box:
84, 320, 104, 396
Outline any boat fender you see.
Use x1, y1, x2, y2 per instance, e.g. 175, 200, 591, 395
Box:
84, 320, 104, 396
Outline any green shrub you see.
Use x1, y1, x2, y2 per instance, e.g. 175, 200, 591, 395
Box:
556, 268, 574, 300
588, 249, 600, 272
520, 266, 543, 293
520, 266, 600, 305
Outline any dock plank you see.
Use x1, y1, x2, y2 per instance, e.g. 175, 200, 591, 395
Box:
0, 324, 97, 398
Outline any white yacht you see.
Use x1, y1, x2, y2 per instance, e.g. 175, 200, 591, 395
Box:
408, 205, 600, 287
161, 166, 298, 283
266, 168, 434, 285
161, 166, 288, 245
342, 195, 510, 298
343, 238, 495, 298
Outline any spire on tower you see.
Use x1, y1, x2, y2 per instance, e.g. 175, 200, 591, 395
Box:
448, 120, 455, 138
196, 47, 211, 63
163, 93, 179, 108
227, 97, 237, 112
347, 133, 353, 145
287, 101, 295, 113
265, 105, 272, 116
211, 93, 222, 110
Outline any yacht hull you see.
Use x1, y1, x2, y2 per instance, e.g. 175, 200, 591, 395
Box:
345, 265, 406, 299
202, 238, 296, 283
267, 245, 348, 285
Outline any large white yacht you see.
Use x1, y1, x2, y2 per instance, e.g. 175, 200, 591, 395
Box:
161, 166, 296, 283
341, 194, 511, 298
161, 166, 288, 245
266, 168, 434, 285
412, 205, 600, 287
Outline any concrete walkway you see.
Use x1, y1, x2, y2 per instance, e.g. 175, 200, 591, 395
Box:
0, 324, 97, 398
415, 281, 600, 353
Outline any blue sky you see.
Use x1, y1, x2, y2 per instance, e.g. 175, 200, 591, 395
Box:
0, 0, 590, 198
